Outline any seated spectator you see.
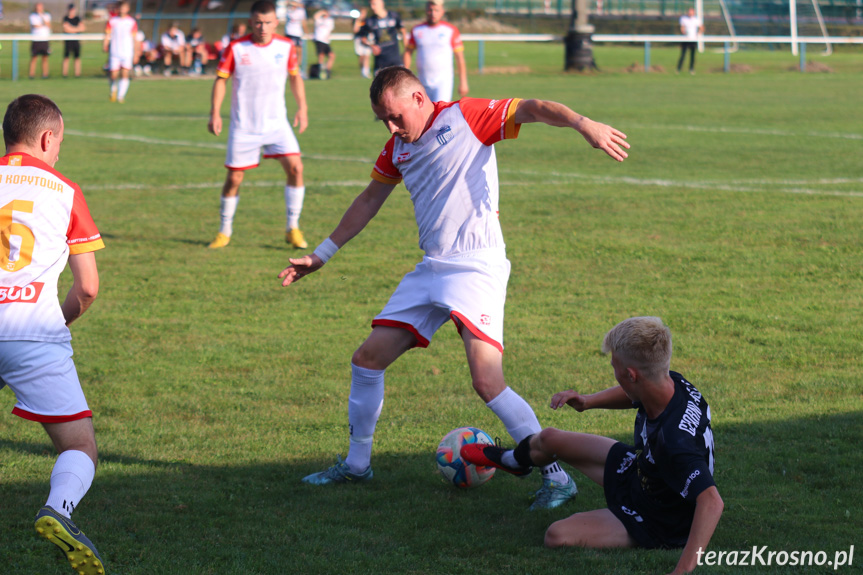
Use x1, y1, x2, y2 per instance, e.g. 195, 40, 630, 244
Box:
186, 27, 210, 74
160, 22, 189, 75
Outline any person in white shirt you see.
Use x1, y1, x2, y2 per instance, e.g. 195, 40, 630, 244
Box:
160, 22, 189, 74
29, 2, 52, 79
207, 0, 310, 250
279, 67, 630, 512
313, 8, 335, 79
677, 8, 704, 74
1, 93, 106, 575
284, 0, 307, 64
403, 0, 468, 102
103, 1, 141, 102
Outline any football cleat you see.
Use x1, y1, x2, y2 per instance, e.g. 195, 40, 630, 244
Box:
302, 455, 373, 485
109, 92, 117, 103
529, 474, 578, 511
208, 232, 231, 249
460, 441, 532, 477
34, 506, 106, 575
286, 228, 308, 249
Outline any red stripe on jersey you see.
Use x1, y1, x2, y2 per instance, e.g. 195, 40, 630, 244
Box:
458, 97, 522, 146
66, 187, 104, 254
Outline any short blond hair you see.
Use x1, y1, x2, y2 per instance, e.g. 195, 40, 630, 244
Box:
602, 317, 672, 379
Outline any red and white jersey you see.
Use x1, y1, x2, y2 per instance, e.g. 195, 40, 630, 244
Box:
217, 35, 300, 135
371, 97, 521, 258
105, 15, 138, 59
0, 153, 104, 343
407, 22, 463, 93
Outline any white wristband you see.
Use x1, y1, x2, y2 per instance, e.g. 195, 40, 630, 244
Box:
313, 237, 339, 264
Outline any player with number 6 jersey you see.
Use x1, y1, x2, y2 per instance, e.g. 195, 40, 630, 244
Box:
0, 94, 107, 575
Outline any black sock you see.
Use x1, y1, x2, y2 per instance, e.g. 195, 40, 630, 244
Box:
512, 434, 535, 468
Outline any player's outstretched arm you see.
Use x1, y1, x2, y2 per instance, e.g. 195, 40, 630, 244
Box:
279, 179, 396, 287
62, 252, 99, 326
669, 487, 724, 575
551, 385, 632, 411
513, 99, 629, 162
208, 76, 227, 136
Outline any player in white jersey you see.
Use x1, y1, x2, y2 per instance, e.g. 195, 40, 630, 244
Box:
103, 1, 141, 103
0, 95, 106, 575
279, 67, 629, 509
403, 0, 468, 102
207, 0, 309, 250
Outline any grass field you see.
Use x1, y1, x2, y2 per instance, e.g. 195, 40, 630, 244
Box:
1, 42, 862, 574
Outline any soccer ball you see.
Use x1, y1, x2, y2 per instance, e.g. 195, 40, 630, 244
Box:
436, 427, 496, 488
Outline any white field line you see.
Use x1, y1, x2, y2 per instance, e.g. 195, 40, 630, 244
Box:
85, 180, 370, 191
66, 129, 862, 198
627, 123, 863, 141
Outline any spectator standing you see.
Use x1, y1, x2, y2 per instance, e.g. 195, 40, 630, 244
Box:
29, 2, 52, 79
359, 0, 404, 75
284, 0, 307, 67
352, 7, 372, 78
313, 8, 335, 79
677, 8, 704, 75
62, 3, 85, 78
403, 0, 468, 102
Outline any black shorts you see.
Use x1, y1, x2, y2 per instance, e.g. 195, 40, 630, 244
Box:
31, 41, 51, 56
64, 40, 81, 58
286, 35, 302, 48
604, 442, 688, 549
314, 41, 331, 56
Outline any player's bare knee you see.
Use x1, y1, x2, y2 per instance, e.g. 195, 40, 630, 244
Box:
470, 375, 503, 403
351, 345, 385, 371
543, 522, 572, 548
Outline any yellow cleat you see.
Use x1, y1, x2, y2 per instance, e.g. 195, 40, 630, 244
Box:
208, 232, 231, 249
286, 228, 308, 249
34, 506, 105, 575
109, 90, 117, 103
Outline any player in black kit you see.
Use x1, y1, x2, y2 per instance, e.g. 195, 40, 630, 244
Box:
358, 0, 404, 74
461, 316, 724, 575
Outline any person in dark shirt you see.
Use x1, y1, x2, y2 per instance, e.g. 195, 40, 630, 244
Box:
462, 316, 724, 575
359, 0, 404, 74
62, 4, 85, 77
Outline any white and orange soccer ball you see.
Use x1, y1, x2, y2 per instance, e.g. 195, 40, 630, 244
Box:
436, 426, 496, 488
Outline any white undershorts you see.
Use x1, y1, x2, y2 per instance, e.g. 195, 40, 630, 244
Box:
0, 340, 91, 422
109, 54, 134, 71
225, 126, 300, 170
354, 37, 372, 57
371, 249, 510, 351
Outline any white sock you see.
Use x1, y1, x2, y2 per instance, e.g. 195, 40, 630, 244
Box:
118, 78, 131, 100
284, 185, 305, 230
110, 80, 117, 95
501, 451, 520, 469
486, 386, 541, 443
487, 387, 569, 483
345, 363, 384, 474
45, 450, 95, 518
219, 195, 239, 236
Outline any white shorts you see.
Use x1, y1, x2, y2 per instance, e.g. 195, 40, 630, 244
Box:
109, 54, 134, 71
225, 126, 300, 170
371, 249, 510, 351
0, 341, 91, 422
354, 37, 372, 57
423, 80, 453, 103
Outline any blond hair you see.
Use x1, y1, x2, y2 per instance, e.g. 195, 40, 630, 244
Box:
602, 317, 672, 380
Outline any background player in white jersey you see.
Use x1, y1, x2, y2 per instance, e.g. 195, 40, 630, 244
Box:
279, 67, 629, 509
207, 0, 309, 249
0, 94, 106, 575
283, 0, 307, 66
461, 317, 724, 575
103, 0, 141, 103
403, 0, 468, 101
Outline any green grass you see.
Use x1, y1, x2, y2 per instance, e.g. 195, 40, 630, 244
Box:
1, 42, 862, 574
